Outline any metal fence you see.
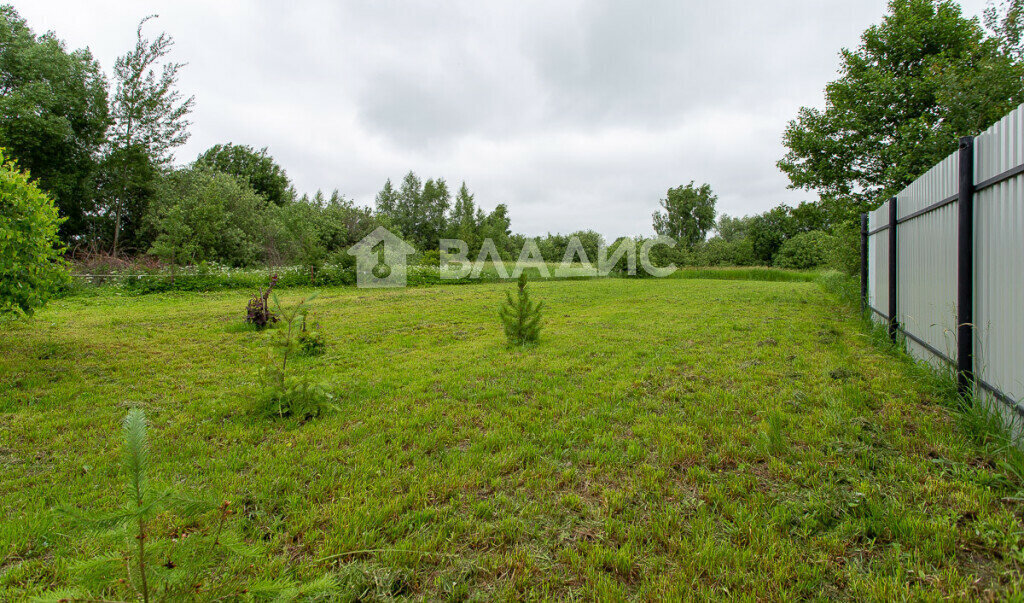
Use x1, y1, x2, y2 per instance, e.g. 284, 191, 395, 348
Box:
861, 103, 1024, 415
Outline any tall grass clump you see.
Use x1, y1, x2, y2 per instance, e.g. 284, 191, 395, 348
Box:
762, 410, 787, 457
674, 267, 819, 282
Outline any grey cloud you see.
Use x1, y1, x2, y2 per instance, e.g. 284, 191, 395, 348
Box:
13, 0, 995, 239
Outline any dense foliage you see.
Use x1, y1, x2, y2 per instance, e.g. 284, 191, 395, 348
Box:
773, 231, 836, 270
2, 0, 1022, 282
194, 143, 293, 206
652, 182, 717, 248
0, 6, 108, 243
778, 0, 1024, 207
0, 150, 68, 315
148, 169, 267, 267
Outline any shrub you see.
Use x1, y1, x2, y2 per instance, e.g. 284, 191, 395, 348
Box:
774, 231, 835, 270
499, 273, 543, 345
256, 375, 333, 420
255, 293, 334, 419
418, 249, 441, 267
147, 168, 268, 268
298, 314, 326, 356
0, 149, 69, 315
695, 237, 757, 266
829, 220, 861, 275
639, 238, 689, 270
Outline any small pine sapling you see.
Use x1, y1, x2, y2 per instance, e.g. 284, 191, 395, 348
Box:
257, 293, 334, 418
58, 409, 219, 602
499, 273, 543, 345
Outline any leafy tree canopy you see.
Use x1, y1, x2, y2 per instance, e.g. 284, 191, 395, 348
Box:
0, 5, 109, 243
986, 0, 1024, 60
195, 143, 293, 206
778, 0, 1024, 208
715, 215, 753, 243
652, 182, 717, 248
105, 15, 194, 254
147, 168, 267, 267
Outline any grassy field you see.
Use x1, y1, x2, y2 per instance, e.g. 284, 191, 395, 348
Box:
2, 277, 1023, 600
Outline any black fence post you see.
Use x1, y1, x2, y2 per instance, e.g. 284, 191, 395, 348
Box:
888, 197, 898, 342
860, 213, 869, 313
957, 136, 975, 397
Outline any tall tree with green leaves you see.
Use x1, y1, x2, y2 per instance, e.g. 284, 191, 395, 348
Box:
194, 143, 293, 205
715, 215, 753, 243
375, 178, 399, 221
393, 171, 423, 244
147, 168, 267, 267
652, 182, 717, 248
450, 181, 481, 251
105, 15, 194, 255
482, 203, 512, 257
778, 0, 1024, 209
420, 177, 450, 248
0, 6, 109, 244
986, 0, 1023, 60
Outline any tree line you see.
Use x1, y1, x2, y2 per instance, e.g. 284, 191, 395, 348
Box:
3, 0, 1024, 312
671, 0, 1024, 272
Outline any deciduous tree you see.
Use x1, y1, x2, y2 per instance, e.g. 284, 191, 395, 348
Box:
652, 182, 717, 248
450, 182, 481, 252
0, 6, 109, 244
0, 150, 68, 315
194, 143, 293, 205
105, 15, 194, 254
778, 0, 1024, 207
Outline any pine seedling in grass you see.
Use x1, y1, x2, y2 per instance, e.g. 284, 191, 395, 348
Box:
256, 293, 335, 419
57, 409, 218, 603
500, 273, 543, 345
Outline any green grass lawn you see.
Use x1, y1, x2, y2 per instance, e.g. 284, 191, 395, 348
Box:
2, 278, 1022, 600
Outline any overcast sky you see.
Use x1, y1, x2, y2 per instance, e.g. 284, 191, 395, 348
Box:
14, 0, 993, 239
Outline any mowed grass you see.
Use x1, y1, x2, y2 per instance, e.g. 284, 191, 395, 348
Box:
2, 278, 1023, 600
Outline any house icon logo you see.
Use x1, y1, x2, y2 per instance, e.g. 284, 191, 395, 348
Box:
348, 226, 416, 288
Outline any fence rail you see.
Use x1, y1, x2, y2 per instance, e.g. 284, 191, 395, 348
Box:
861, 103, 1024, 416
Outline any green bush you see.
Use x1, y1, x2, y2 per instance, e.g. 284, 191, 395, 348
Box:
418, 249, 441, 267
298, 315, 326, 356
646, 240, 692, 269
147, 168, 268, 268
774, 231, 835, 270
255, 294, 334, 420
0, 149, 69, 315
829, 220, 861, 275
695, 237, 757, 266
